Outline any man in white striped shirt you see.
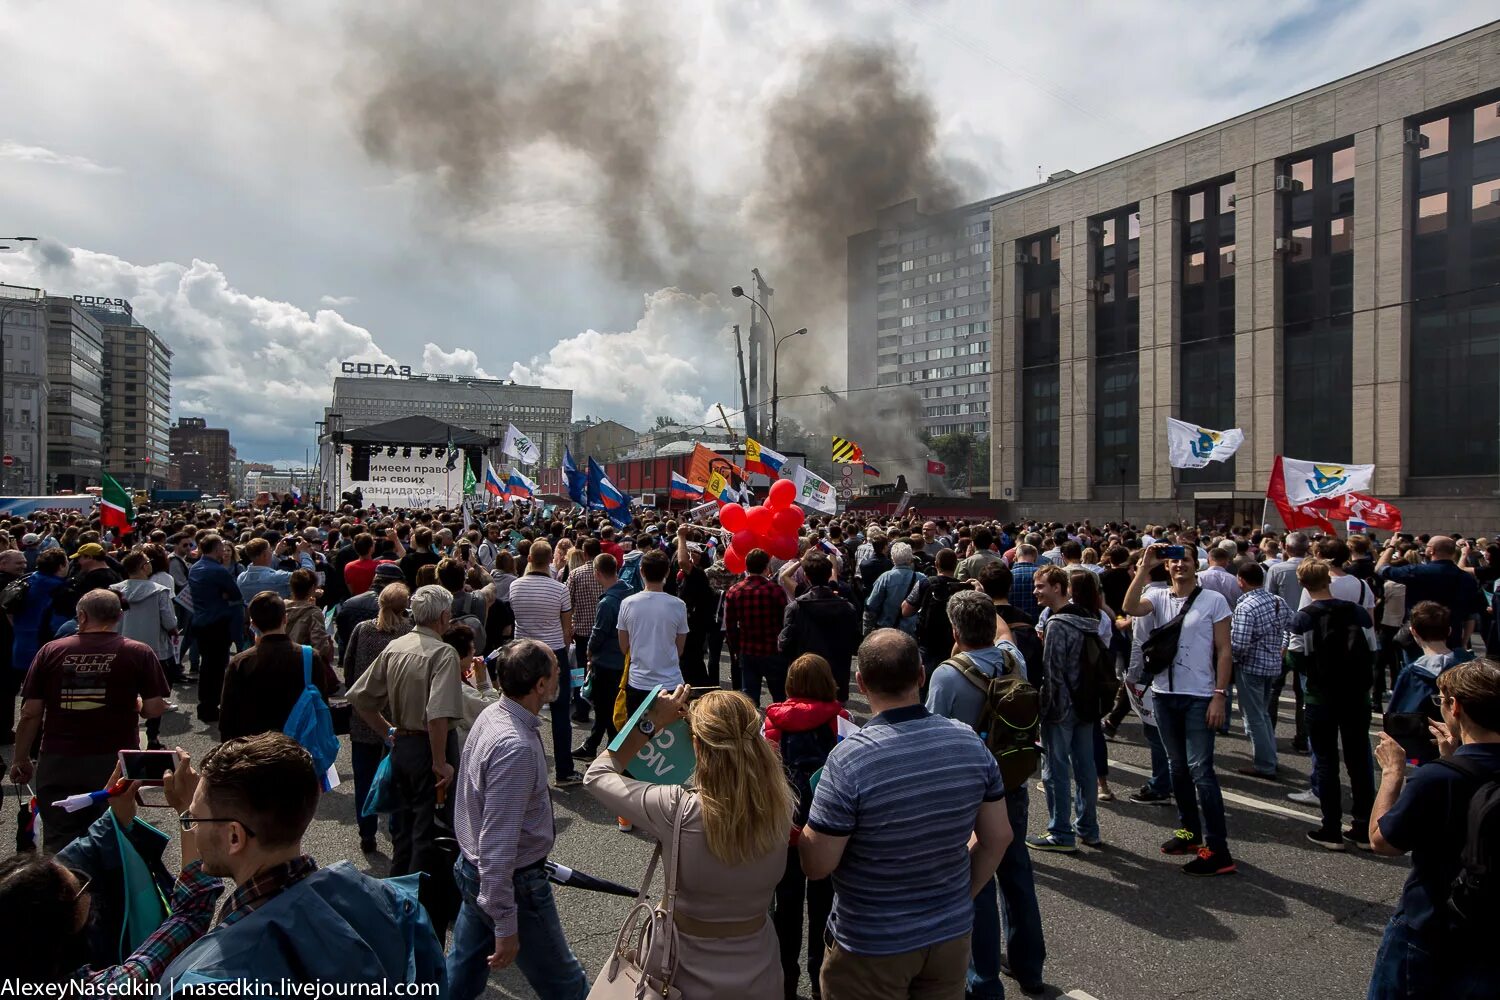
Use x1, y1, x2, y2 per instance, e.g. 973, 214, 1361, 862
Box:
508, 540, 579, 785
448, 639, 589, 1000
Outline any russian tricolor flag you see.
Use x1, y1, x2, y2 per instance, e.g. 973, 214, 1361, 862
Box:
744, 438, 787, 478
670, 471, 704, 501
485, 464, 508, 498
507, 469, 538, 500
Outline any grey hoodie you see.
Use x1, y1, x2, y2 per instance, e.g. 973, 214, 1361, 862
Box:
1039, 611, 1100, 725
110, 578, 178, 661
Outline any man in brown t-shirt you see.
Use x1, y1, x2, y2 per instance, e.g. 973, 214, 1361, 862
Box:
9, 589, 169, 851
220, 591, 338, 741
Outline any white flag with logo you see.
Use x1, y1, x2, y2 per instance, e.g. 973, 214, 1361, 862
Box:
1279, 456, 1375, 506
793, 465, 838, 514
1166, 417, 1245, 469
501, 423, 541, 465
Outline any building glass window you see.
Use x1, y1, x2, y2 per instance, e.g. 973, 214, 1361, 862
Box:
1410, 99, 1500, 478
1179, 177, 1237, 485
1092, 205, 1140, 487
1020, 231, 1060, 489
1282, 141, 1355, 463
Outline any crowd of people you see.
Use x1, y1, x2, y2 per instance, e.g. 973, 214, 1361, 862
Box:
0, 499, 1496, 999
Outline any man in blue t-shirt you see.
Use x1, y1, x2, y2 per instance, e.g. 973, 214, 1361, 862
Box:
799, 628, 1011, 1000
1369, 658, 1500, 1000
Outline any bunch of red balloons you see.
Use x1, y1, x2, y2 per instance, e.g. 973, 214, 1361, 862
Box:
720, 477, 805, 573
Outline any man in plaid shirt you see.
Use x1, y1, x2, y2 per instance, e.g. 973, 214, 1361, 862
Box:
1230, 562, 1290, 780
724, 547, 789, 706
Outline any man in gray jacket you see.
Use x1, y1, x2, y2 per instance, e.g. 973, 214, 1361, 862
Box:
1028, 564, 1104, 853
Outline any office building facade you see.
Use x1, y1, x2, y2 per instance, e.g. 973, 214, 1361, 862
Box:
989, 22, 1500, 532
329, 373, 572, 467
86, 301, 173, 491
44, 295, 107, 493
169, 417, 237, 496
1, 285, 50, 495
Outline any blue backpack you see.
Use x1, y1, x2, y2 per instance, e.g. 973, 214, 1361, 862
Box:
283, 645, 340, 790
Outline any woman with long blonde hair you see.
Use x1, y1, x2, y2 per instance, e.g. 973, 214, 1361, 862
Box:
585, 686, 794, 998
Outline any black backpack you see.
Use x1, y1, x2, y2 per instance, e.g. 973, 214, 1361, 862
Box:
950, 650, 1040, 791
917, 576, 970, 656
1435, 755, 1500, 932
1300, 601, 1374, 699
781, 724, 838, 828
1070, 631, 1116, 724
1004, 618, 1044, 688
0, 577, 29, 617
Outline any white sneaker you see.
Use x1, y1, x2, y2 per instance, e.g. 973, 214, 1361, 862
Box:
1287, 788, 1319, 805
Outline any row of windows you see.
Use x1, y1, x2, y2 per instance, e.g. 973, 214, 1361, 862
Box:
894, 281, 992, 309
910, 362, 993, 381
924, 401, 990, 417
921, 381, 989, 399
927, 421, 989, 436
897, 340, 990, 365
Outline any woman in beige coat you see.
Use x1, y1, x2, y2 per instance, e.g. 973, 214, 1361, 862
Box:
585, 687, 794, 999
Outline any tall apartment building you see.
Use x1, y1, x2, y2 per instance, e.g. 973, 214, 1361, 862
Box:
83, 298, 172, 490
169, 416, 236, 496
44, 295, 107, 492
988, 21, 1500, 532
329, 372, 572, 467
1, 284, 50, 495
848, 193, 1044, 441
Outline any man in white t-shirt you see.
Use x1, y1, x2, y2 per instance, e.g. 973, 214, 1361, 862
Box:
1122, 541, 1236, 877
617, 549, 689, 716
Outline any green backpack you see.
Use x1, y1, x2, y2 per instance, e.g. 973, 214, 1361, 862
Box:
949, 650, 1041, 792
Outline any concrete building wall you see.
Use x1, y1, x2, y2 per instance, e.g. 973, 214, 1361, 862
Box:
992, 21, 1500, 533
1, 286, 49, 495
44, 296, 106, 492
100, 318, 173, 491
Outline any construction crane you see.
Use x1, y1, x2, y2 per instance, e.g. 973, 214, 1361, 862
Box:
819, 385, 844, 407
734, 324, 757, 440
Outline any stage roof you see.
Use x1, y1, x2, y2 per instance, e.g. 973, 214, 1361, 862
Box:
339, 415, 491, 447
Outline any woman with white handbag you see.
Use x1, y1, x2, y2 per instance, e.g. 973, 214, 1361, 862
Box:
584, 686, 794, 999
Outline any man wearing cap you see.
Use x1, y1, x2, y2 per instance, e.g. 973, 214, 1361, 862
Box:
54, 542, 123, 623
336, 561, 407, 666
20, 532, 41, 571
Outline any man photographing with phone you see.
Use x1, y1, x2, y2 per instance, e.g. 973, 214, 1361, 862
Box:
1120, 540, 1237, 876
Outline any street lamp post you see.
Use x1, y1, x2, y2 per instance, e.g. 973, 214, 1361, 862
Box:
771, 327, 808, 452
731, 284, 804, 450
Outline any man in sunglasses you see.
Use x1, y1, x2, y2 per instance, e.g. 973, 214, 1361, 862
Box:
160, 732, 447, 990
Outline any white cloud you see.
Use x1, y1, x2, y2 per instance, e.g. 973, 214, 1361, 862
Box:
0, 242, 397, 459
421, 343, 491, 379
509, 288, 736, 429
319, 294, 357, 306
0, 141, 121, 174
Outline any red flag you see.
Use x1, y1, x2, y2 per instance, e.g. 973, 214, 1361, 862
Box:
1310, 492, 1403, 531
926, 459, 947, 476
1267, 456, 1336, 533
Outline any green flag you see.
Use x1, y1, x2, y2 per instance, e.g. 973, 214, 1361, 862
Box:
101, 472, 135, 535
463, 459, 477, 496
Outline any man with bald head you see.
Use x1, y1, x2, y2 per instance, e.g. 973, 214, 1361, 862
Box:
1377, 534, 1484, 649
8, 588, 170, 850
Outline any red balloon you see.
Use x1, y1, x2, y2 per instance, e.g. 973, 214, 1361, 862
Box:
724, 546, 746, 574
719, 503, 747, 532
767, 478, 796, 510
746, 504, 774, 536
732, 528, 756, 552
769, 533, 799, 561
772, 506, 805, 535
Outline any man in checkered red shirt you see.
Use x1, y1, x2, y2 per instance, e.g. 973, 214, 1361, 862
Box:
724, 547, 789, 706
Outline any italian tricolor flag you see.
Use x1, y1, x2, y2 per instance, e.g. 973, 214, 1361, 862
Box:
101, 472, 134, 535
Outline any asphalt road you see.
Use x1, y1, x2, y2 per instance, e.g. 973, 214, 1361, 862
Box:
9, 667, 1408, 1000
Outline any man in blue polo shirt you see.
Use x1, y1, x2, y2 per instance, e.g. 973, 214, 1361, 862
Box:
800, 628, 1012, 1000
1368, 657, 1500, 1000
1375, 535, 1483, 649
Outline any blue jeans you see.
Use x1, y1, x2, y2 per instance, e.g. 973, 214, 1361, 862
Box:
1153, 694, 1229, 854
1236, 673, 1279, 775
1368, 911, 1494, 999
448, 857, 589, 1000
969, 787, 1046, 998
739, 652, 787, 708
548, 648, 577, 780
1142, 722, 1172, 795
1041, 718, 1098, 845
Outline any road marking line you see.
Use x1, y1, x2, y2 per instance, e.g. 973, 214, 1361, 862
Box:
1108, 760, 1322, 823
1065, 991, 1103, 1000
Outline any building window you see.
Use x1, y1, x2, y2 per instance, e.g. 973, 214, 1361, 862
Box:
1282, 141, 1355, 463
1020, 230, 1060, 489
1409, 98, 1500, 478
1092, 205, 1140, 487
1179, 177, 1237, 485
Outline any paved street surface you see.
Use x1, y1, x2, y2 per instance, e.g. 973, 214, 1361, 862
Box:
12, 665, 1407, 1000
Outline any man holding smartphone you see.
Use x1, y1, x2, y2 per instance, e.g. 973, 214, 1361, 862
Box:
1120, 541, 1237, 876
